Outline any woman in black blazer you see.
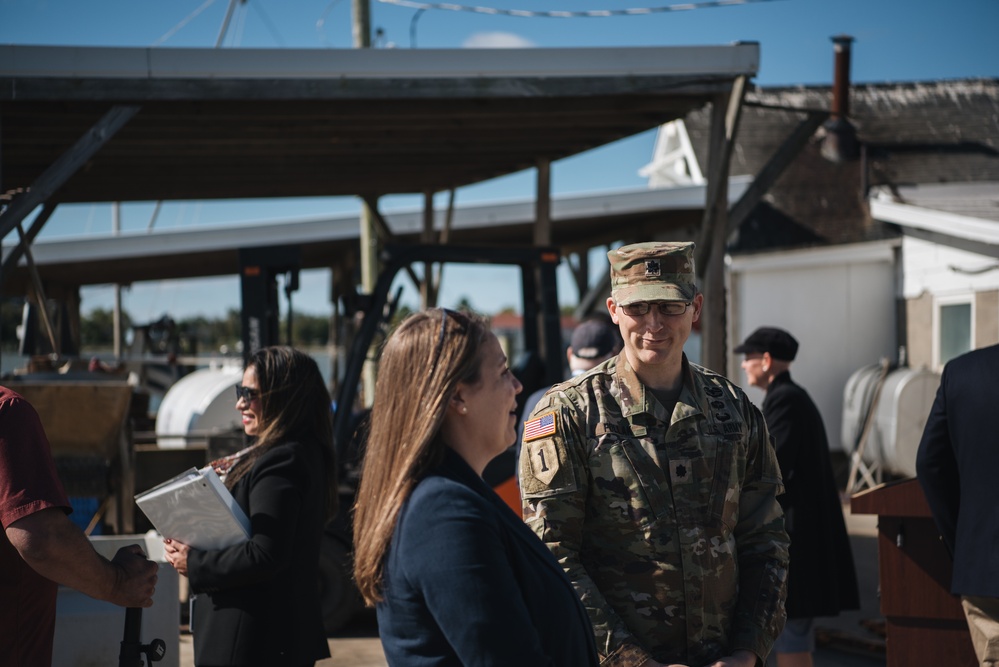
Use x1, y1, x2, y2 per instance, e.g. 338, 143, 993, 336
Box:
164, 346, 336, 666
353, 308, 599, 667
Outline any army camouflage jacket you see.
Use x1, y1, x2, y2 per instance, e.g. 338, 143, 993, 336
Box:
519, 354, 789, 667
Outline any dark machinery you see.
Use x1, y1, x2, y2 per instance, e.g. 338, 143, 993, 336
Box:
118, 608, 166, 667
238, 245, 301, 363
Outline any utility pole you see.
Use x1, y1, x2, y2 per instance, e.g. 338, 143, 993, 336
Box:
112, 202, 123, 359
352, 0, 371, 49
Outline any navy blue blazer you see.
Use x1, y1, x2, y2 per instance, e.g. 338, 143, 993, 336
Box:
916, 343, 999, 597
377, 447, 599, 667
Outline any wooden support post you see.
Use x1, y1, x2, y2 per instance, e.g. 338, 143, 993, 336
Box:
532, 158, 553, 362
697, 77, 746, 374
359, 198, 379, 408
431, 189, 456, 304
533, 158, 552, 247
1, 202, 57, 280
571, 251, 589, 304
112, 202, 123, 360
0, 201, 55, 372
17, 223, 59, 355
361, 195, 420, 290
421, 190, 435, 308
702, 182, 729, 374
353, 0, 375, 403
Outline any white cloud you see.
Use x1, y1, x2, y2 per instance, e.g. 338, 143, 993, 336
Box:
462, 32, 536, 48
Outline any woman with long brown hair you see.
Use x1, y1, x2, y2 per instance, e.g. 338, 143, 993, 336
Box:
164, 346, 336, 667
353, 308, 598, 666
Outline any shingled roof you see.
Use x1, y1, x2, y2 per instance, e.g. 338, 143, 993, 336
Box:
683, 78, 999, 252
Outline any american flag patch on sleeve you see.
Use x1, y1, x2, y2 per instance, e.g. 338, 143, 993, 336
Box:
523, 412, 556, 442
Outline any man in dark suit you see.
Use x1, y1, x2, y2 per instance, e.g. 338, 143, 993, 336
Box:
916, 343, 999, 664
736, 327, 859, 667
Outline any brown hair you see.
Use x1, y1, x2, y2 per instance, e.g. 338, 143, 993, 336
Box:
352, 308, 489, 605
227, 346, 338, 520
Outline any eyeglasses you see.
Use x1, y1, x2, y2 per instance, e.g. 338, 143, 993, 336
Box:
619, 301, 691, 317
234, 384, 260, 402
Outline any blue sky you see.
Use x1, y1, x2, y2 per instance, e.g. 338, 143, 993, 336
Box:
2, 0, 997, 322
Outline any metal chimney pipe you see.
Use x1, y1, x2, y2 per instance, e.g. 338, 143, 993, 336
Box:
831, 35, 854, 120
822, 34, 858, 163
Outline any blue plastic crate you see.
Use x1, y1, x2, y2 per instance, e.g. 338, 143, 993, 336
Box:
68, 496, 103, 535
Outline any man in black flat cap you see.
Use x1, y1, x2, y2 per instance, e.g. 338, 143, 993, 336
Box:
736, 327, 859, 667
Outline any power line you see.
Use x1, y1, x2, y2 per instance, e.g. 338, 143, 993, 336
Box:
378, 0, 782, 18
250, 2, 284, 47
152, 0, 220, 46
316, 0, 345, 46
249, 0, 286, 47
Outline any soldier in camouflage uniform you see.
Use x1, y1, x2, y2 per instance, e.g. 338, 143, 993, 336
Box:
519, 242, 789, 667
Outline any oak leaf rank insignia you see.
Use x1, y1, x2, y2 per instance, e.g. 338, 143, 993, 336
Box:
671, 458, 692, 484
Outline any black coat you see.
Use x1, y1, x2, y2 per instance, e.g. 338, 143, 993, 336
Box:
377, 447, 599, 667
764, 372, 859, 618
187, 440, 331, 666
916, 344, 999, 597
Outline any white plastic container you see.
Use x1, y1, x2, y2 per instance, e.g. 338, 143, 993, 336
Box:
53, 533, 179, 667
156, 367, 243, 448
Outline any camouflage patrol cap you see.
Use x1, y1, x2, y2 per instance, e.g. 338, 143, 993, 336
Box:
607, 241, 696, 306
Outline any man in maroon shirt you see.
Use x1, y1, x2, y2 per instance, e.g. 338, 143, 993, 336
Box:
0, 385, 158, 666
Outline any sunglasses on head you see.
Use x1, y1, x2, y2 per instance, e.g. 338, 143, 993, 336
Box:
234, 384, 260, 402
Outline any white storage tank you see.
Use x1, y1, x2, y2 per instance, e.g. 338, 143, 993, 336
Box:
841, 363, 887, 453
841, 364, 940, 477
156, 366, 244, 448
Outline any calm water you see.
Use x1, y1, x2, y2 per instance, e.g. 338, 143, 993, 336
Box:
1, 350, 28, 378
1, 349, 337, 391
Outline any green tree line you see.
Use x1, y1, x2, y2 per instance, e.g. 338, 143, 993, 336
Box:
126, 308, 334, 351
0, 300, 335, 352
1, 297, 574, 353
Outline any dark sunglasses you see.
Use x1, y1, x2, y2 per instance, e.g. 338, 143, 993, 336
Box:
234, 384, 260, 402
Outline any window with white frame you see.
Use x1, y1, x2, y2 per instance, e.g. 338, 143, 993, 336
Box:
935, 297, 973, 368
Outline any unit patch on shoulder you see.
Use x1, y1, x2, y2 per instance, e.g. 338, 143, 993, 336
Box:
523, 411, 557, 442
527, 439, 560, 486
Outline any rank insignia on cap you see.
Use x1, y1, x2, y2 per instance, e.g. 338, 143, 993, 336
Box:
645, 259, 661, 277
523, 411, 556, 442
